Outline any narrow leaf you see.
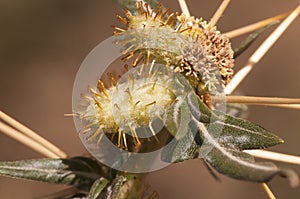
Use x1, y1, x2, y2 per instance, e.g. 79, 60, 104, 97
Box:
233, 21, 279, 58
208, 111, 284, 150
191, 116, 299, 187
89, 177, 109, 199
106, 175, 126, 199
0, 157, 106, 190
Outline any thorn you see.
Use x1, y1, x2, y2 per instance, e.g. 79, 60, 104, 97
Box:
97, 80, 109, 98
116, 14, 127, 25
179, 27, 192, 33
97, 133, 104, 145
152, 79, 158, 91
81, 128, 91, 134
134, 101, 141, 107
154, 10, 161, 21
165, 12, 175, 25
107, 72, 117, 87
122, 132, 128, 150
124, 8, 132, 18
145, 101, 156, 107
149, 123, 160, 143
64, 113, 78, 117
122, 44, 135, 55
124, 88, 133, 101
145, 3, 150, 18
85, 121, 98, 128
114, 104, 121, 110
149, 60, 156, 76
81, 94, 94, 102
138, 63, 145, 75
160, 8, 170, 20
87, 127, 102, 141
112, 25, 126, 32
124, 64, 129, 72
118, 129, 122, 147
132, 52, 143, 67
121, 51, 135, 61
129, 125, 141, 145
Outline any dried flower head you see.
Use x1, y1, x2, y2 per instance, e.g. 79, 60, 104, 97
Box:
177, 14, 235, 85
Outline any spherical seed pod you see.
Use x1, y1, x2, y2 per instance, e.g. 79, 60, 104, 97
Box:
72, 40, 210, 172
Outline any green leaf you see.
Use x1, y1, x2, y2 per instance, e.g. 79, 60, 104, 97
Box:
161, 128, 199, 163
233, 21, 279, 58
0, 157, 107, 190
188, 93, 284, 150
208, 111, 284, 150
89, 177, 109, 199
191, 116, 299, 187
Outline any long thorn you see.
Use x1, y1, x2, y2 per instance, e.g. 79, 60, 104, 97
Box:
178, 0, 190, 17
209, 0, 231, 27
0, 121, 60, 158
213, 95, 300, 104
0, 111, 67, 158
261, 183, 276, 199
244, 150, 300, 166
225, 4, 300, 94
224, 11, 290, 38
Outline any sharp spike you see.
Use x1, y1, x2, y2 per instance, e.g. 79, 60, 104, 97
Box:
124, 64, 129, 72
97, 133, 105, 145
87, 127, 102, 141
85, 121, 98, 128
145, 101, 157, 107
107, 72, 117, 87
81, 94, 94, 102
149, 122, 160, 143
122, 132, 128, 150
114, 104, 121, 110
160, 8, 171, 20
134, 101, 141, 107
117, 129, 122, 147
124, 88, 133, 101
64, 113, 79, 117
154, 10, 161, 21
179, 27, 192, 33
122, 44, 135, 55
124, 8, 132, 18
132, 52, 143, 67
116, 14, 127, 25
146, 50, 151, 64
149, 60, 156, 76
97, 80, 109, 98
145, 3, 150, 18
165, 12, 175, 25
112, 26, 126, 32
129, 125, 141, 145
121, 51, 135, 61
152, 79, 158, 91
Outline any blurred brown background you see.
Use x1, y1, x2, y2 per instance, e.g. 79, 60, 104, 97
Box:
0, 0, 300, 198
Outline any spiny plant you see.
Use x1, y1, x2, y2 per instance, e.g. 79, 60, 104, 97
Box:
1, 0, 300, 198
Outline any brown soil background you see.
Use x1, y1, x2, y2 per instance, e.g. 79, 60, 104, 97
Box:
0, 0, 300, 198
